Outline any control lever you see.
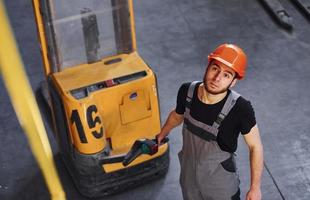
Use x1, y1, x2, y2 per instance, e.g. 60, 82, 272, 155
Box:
122, 137, 169, 167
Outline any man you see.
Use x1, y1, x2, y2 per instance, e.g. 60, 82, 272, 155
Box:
157, 44, 264, 200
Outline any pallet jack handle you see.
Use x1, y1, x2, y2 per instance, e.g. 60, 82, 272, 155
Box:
122, 137, 169, 166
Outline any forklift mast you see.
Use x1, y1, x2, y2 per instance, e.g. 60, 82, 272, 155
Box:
33, 0, 136, 74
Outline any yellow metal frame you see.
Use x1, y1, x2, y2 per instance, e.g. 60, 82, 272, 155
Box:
0, 1, 65, 200
32, 0, 52, 76
128, 0, 137, 51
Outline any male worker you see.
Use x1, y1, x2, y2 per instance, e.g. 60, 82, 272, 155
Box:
157, 44, 264, 200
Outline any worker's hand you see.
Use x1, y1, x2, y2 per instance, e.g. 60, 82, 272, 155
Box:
246, 187, 261, 200
156, 133, 165, 146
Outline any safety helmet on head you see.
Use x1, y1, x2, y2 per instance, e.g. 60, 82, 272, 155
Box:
208, 44, 247, 79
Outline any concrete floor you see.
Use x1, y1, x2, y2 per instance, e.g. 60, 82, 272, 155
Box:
1, 0, 310, 199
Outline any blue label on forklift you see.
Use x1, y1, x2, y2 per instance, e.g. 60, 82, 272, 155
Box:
130, 92, 137, 100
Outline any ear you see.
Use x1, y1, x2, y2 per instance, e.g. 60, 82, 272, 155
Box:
230, 78, 238, 88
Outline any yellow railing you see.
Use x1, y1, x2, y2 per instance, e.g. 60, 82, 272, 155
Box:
0, 1, 66, 200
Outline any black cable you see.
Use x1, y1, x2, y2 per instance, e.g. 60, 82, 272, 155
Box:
264, 161, 286, 200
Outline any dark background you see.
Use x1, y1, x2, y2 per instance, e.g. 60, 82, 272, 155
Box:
1, 0, 310, 199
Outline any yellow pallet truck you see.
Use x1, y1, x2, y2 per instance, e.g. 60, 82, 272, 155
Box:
32, 0, 169, 197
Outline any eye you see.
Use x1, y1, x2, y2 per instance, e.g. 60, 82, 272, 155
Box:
210, 66, 218, 71
223, 73, 231, 79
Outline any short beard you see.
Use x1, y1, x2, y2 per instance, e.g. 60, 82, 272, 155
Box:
203, 79, 234, 95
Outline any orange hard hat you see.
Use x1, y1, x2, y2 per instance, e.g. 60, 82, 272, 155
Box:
208, 44, 247, 79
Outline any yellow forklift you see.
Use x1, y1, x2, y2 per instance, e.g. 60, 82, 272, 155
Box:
32, 0, 169, 197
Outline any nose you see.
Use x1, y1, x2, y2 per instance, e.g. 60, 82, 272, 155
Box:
213, 71, 221, 82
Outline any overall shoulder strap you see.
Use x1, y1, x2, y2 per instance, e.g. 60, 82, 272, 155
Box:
185, 81, 200, 107
212, 90, 241, 129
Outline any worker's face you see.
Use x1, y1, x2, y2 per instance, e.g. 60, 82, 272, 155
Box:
203, 60, 237, 95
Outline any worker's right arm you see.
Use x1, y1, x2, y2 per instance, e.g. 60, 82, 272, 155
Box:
157, 109, 184, 144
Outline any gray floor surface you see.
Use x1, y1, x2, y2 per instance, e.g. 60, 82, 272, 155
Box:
1, 0, 310, 199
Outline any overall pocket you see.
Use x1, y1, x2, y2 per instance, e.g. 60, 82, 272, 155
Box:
220, 155, 236, 173
178, 150, 183, 164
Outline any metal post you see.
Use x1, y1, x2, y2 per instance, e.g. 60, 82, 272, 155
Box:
0, 1, 66, 200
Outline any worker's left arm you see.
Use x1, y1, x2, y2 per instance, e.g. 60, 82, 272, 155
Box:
243, 124, 264, 200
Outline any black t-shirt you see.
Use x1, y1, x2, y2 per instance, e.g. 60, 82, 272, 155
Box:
176, 82, 256, 153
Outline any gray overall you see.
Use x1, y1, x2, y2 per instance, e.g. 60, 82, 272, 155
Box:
179, 81, 241, 200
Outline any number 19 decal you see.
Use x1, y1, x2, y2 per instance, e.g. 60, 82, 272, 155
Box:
70, 105, 104, 143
